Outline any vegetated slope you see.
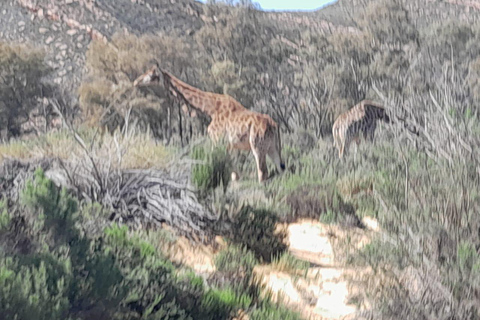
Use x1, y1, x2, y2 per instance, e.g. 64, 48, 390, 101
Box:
4, 1, 480, 318
3, 0, 478, 96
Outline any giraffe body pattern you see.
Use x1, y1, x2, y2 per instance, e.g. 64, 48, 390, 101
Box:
332, 100, 390, 158
134, 65, 285, 182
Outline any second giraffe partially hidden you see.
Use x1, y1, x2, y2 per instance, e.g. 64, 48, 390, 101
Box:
332, 100, 390, 158
134, 64, 285, 183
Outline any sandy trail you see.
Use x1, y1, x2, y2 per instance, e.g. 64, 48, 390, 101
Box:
256, 219, 375, 320
160, 217, 378, 320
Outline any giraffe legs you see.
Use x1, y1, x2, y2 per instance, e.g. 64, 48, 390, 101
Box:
227, 144, 243, 182
338, 136, 345, 159
252, 148, 268, 183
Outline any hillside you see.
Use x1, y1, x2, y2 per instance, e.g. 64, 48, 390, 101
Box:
2, 0, 480, 319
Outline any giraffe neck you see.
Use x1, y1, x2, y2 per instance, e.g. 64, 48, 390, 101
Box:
161, 70, 220, 118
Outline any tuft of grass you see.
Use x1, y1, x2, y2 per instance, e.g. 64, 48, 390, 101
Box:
200, 287, 252, 319
191, 143, 232, 195
214, 244, 258, 277
270, 252, 310, 275
0, 200, 10, 230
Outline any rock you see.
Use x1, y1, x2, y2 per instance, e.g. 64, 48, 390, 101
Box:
59, 44, 68, 50
76, 43, 83, 49
18, 21, 25, 26
45, 36, 54, 45
67, 29, 77, 36
39, 27, 49, 34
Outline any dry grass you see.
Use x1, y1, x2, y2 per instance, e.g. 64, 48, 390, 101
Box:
0, 128, 173, 170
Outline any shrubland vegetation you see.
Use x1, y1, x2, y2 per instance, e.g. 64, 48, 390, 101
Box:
2, 0, 480, 319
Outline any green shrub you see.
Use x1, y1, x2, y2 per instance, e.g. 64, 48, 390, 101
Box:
232, 206, 287, 262
191, 144, 232, 195
21, 168, 79, 244
0, 169, 124, 319
0, 258, 70, 320
215, 245, 258, 276
214, 244, 258, 291
200, 287, 251, 320
0, 200, 10, 230
457, 242, 480, 274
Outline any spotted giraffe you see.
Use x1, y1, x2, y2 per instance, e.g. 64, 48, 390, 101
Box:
332, 100, 390, 158
133, 64, 285, 183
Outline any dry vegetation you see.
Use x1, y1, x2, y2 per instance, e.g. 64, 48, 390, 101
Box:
2, 0, 480, 319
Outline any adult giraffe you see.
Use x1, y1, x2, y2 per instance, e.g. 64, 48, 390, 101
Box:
133, 64, 285, 183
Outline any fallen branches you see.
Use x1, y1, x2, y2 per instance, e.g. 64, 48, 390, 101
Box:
0, 157, 218, 242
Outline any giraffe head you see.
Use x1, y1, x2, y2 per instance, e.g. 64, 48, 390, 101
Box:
133, 63, 160, 87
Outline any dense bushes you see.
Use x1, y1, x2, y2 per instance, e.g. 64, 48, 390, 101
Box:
0, 168, 305, 319
231, 206, 287, 262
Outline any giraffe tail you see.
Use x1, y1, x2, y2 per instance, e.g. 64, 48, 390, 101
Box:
276, 125, 285, 170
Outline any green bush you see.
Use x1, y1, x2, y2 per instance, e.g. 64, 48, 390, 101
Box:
191, 144, 232, 195
0, 258, 70, 320
232, 206, 287, 262
199, 288, 251, 320
215, 245, 258, 276
0, 169, 123, 319
457, 242, 480, 275
214, 244, 258, 292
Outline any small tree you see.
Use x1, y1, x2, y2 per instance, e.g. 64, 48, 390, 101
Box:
0, 42, 52, 139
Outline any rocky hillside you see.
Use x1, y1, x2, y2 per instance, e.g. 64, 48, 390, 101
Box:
2, 0, 479, 98
0, 0, 205, 93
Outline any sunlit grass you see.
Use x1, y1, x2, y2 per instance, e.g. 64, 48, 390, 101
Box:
0, 127, 174, 169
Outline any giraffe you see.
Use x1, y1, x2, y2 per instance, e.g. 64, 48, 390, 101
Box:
133, 64, 285, 183
332, 99, 390, 159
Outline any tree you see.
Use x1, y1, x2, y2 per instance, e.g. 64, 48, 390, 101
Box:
0, 42, 53, 140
